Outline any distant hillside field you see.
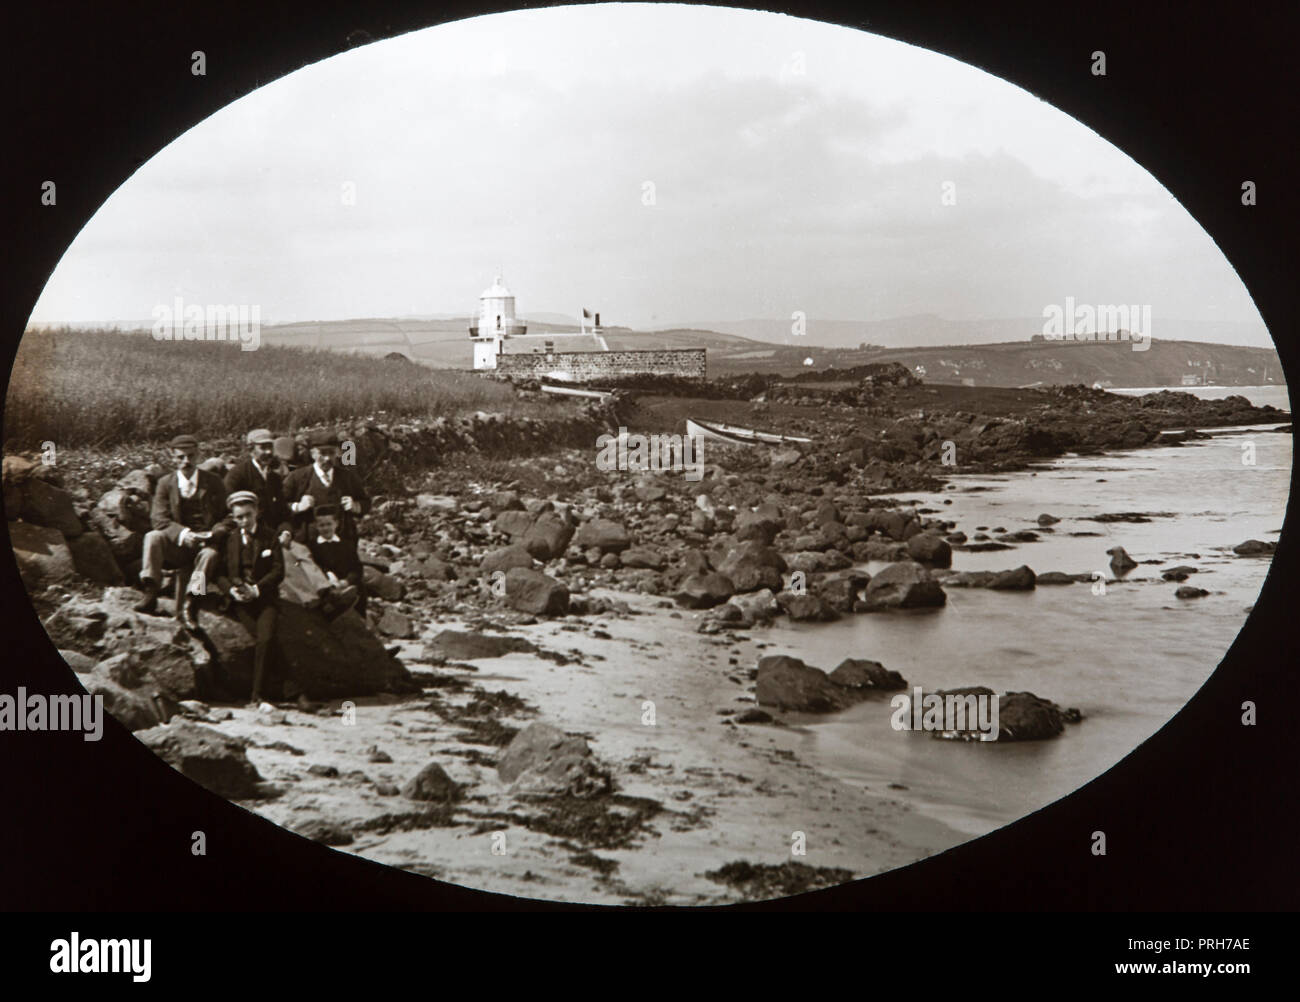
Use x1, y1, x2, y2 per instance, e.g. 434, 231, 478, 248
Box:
694, 314, 1276, 351
4, 328, 537, 448
87, 315, 1285, 391
734, 338, 1283, 389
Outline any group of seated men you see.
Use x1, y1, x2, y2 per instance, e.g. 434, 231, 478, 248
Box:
132, 427, 369, 704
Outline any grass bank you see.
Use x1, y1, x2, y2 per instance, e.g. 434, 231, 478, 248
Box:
4, 328, 533, 449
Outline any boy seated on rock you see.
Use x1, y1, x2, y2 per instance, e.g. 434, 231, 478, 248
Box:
307, 504, 365, 618
214, 491, 284, 708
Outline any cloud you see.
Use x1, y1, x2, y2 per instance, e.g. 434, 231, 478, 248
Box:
28, 5, 1267, 344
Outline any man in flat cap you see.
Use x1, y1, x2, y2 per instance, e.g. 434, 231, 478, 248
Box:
283, 428, 370, 547
135, 434, 230, 627
215, 490, 284, 706
224, 428, 292, 545
272, 435, 305, 476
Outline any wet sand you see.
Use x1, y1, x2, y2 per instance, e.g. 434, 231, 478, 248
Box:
218, 587, 963, 905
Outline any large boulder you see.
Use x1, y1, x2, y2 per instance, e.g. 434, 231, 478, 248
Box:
523, 510, 575, 560
755, 655, 852, 713
906, 532, 952, 568
1107, 546, 1138, 573
67, 531, 124, 584
426, 630, 537, 660
87, 486, 150, 562
828, 658, 906, 691
733, 507, 783, 545
480, 544, 535, 576
2, 455, 36, 514
990, 565, 1036, 590
376, 607, 415, 638
504, 567, 569, 616
206, 603, 411, 700
573, 518, 629, 554
928, 687, 1079, 741
859, 562, 946, 610
620, 547, 665, 571
851, 539, 909, 562
494, 509, 535, 539
814, 572, 870, 612
363, 565, 404, 601
410, 555, 455, 581
674, 571, 735, 609
80, 671, 165, 731
19, 477, 84, 538
788, 551, 828, 574
489, 490, 524, 512
717, 540, 787, 593
775, 591, 840, 622
727, 588, 781, 624
9, 521, 77, 589
997, 691, 1075, 741
136, 721, 263, 799
870, 510, 911, 541
44, 589, 212, 699
496, 722, 611, 798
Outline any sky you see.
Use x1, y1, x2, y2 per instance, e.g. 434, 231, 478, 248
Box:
28, 3, 1271, 344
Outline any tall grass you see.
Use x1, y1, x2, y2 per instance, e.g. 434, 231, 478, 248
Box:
4, 328, 532, 448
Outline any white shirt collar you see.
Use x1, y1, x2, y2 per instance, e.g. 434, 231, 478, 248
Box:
313, 463, 333, 483
177, 467, 199, 495
316, 534, 340, 544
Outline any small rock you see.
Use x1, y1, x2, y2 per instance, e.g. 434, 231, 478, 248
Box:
401, 761, 461, 802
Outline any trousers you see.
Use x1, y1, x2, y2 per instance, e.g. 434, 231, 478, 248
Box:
139, 531, 219, 596
232, 599, 279, 702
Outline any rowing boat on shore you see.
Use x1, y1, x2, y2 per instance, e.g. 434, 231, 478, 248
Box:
685, 417, 813, 447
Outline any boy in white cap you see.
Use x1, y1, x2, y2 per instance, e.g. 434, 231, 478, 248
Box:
215, 490, 284, 707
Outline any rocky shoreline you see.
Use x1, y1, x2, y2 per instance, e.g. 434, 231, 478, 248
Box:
4, 376, 1288, 903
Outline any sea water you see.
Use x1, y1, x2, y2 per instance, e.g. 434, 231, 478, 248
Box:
764, 388, 1291, 836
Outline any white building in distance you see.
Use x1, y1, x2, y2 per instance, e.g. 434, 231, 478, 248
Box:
469, 276, 528, 369
469, 276, 606, 370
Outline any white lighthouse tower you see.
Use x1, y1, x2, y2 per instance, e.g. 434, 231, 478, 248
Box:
469, 275, 527, 369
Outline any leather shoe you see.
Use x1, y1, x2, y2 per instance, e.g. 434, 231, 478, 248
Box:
133, 578, 160, 614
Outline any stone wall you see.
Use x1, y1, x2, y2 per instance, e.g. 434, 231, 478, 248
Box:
496, 348, 706, 381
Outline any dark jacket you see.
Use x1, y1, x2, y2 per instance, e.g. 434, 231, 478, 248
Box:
224, 456, 291, 534
214, 520, 284, 601
150, 469, 231, 545
282, 463, 370, 542
307, 535, 363, 588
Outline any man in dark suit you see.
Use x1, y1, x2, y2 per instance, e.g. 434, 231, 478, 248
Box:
136, 434, 229, 625
224, 428, 293, 543
282, 428, 370, 545
215, 491, 285, 706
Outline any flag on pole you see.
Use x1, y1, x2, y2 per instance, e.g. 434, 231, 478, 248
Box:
582, 308, 592, 319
